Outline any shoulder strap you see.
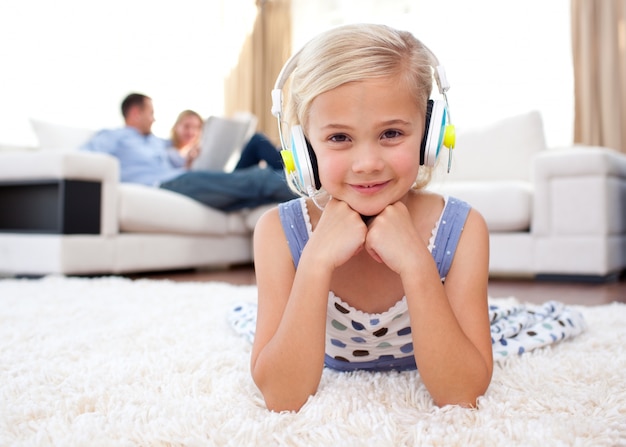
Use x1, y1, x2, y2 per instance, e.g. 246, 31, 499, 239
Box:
278, 198, 309, 268
430, 197, 472, 281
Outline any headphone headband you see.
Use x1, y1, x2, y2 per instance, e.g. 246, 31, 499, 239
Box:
271, 41, 450, 122
271, 48, 301, 121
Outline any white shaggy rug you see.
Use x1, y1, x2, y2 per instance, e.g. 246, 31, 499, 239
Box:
0, 276, 625, 447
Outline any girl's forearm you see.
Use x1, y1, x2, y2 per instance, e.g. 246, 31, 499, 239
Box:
402, 262, 492, 407
252, 256, 333, 412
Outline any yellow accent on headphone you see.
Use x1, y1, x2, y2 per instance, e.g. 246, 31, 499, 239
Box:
443, 125, 456, 149
281, 150, 296, 173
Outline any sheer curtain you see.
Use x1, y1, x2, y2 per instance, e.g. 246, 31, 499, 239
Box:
571, 0, 626, 154
224, 0, 291, 143
289, 0, 573, 149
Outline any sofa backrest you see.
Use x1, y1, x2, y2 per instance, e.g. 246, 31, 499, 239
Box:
432, 110, 547, 182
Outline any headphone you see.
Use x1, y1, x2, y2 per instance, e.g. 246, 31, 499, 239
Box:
271, 42, 456, 198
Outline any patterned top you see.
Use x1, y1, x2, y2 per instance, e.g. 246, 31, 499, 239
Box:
277, 196, 471, 372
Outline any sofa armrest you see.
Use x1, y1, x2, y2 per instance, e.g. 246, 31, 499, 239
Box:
0, 144, 38, 152
532, 146, 626, 237
0, 150, 118, 182
0, 151, 120, 235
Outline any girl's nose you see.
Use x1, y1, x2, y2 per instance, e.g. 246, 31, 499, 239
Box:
352, 144, 384, 173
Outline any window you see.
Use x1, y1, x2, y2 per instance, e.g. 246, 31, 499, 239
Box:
0, 0, 255, 147
291, 0, 573, 147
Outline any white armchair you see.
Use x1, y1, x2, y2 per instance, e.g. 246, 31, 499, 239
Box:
531, 147, 626, 278
429, 111, 626, 280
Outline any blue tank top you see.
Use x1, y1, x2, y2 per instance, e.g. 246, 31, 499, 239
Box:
278, 196, 471, 372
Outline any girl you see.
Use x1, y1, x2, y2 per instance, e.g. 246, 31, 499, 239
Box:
251, 23, 493, 412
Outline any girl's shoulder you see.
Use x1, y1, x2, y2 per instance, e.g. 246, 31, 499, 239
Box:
256, 197, 312, 241
410, 189, 445, 207
255, 198, 312, 268
407, 190, 448, 227
410, 190, 473, 216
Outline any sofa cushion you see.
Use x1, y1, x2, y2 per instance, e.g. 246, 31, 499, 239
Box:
435, 110, 547, 182
242, 204, 275, 231
118, 183, 249, 236
429, 181, 532, 232
30, 119, 96, 151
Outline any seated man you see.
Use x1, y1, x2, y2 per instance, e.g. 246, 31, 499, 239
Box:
80, 93, 296, 211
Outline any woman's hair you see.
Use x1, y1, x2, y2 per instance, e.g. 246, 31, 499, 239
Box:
170, 109, 203, 149
285, 23, 438, 189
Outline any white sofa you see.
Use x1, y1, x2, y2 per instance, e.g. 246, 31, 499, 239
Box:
0, 111, 625, 279
428, 111, 626, 280
0, 150, 271, 275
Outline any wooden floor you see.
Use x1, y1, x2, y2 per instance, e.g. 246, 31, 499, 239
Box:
127, 263, 626, 307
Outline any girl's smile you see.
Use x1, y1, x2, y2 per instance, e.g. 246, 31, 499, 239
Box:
349, 180, 391, 195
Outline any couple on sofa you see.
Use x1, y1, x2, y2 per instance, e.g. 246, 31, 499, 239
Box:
80, 93, 296, 212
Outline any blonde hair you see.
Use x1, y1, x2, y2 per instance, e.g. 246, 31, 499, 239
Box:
170, 109, 203, 149
285, 23, 438, 189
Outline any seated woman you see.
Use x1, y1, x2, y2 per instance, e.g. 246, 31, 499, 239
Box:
169, 109, 283, 172
168, 110, 204, 168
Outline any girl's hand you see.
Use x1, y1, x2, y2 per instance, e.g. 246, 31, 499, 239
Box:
364, 201, 422, 275
307, 198, 368, 271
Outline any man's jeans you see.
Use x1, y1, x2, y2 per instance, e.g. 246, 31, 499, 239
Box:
160, 166, 297, 211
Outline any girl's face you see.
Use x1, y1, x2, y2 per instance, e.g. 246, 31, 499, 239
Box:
306, 74, 424, 217
175, 115, 203, 148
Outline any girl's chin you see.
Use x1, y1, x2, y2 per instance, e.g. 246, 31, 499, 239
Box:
351, 205, 385, 218
331, 197, 385, 217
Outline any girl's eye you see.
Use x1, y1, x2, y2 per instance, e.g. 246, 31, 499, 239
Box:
329, 134, 350, 143
382, 129, 402, 139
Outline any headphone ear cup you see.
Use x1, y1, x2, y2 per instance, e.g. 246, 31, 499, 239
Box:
290, 125, 321, 194
305, 138, 322, 190
420, 100, 433, 166
420, 99, 448, 167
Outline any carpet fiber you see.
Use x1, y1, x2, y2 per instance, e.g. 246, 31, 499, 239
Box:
1, 276, 625, 446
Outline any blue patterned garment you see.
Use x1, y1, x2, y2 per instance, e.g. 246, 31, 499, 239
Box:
489, 299, 586, 359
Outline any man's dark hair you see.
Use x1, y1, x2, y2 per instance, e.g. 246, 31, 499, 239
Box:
121, 93, 150, 118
